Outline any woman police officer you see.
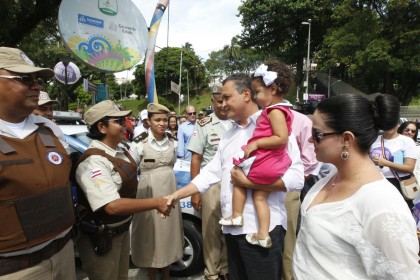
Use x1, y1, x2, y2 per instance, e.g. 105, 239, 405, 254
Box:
75, 100, 171, 280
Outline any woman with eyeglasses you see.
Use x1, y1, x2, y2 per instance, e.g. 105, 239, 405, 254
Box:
398, 121, 418, 143
74, 100, 172, 280
369, 96, 417, 208
130, 103, 183, 280
293, 94, 419, 279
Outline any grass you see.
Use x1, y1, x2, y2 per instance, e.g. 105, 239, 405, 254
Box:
119, 88, 213, 117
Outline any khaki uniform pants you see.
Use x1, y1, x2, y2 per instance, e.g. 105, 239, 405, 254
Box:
77, 230, 130, 280
282, 192, 300, 280
0, 239, 75, 280
201, 183, 228, 279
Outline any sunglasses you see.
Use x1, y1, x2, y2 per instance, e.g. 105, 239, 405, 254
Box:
187, 112, 196, 116
0, 75, 45, 88
404, 128, 416, 134
312, 128, 342, 144
107, 118, 126, 126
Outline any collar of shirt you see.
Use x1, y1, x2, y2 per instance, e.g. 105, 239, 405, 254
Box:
0, 114, 49, 138
148, 131, 169, 146
90, 139, 125, 157
232, 110, 260, 129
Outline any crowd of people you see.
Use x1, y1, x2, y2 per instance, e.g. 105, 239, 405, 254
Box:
0, 45, 419, 280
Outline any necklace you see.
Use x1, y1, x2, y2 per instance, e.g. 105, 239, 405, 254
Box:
330, 175, 338, 188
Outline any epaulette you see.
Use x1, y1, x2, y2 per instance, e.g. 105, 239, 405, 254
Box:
165, 132, 178, 141
198, 116, 212, 127
132, 132, 148, 143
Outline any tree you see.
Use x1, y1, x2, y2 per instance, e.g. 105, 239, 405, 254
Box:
0, 0, 61, 46
238, 0, 333, 85
205, 37, 264, 77
316, 0, 420, 104
132, 46, 205, 102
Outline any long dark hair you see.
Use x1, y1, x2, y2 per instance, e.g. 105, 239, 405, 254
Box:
316, 94, 400, 152
168, 115, 178, 131
397, 121, 418, 141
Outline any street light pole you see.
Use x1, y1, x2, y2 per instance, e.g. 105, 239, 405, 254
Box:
178, 51, 183, 115
186, 65, 197, 106
186, 71, 190, 105
302, 19, 312, 100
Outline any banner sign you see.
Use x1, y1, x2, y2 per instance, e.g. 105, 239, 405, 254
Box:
58, 0, 148, 72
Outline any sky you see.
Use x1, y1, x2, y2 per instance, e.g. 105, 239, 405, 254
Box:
115, 0, 243, 80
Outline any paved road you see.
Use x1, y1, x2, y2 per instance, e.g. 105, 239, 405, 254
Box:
76, 259, 204, 280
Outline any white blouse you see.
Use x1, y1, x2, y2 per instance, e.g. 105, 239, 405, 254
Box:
293, 173, 420, 279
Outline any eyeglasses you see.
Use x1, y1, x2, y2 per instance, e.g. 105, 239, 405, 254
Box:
187, 112, 196, 116
404, 128, 416, 134
107, 118, 126, 126
0, 75, 45, 88
312, 128, 342, 144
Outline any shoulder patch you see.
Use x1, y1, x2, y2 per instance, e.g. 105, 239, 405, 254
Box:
165, 132, 177, 141
133, 132, 148, 143
198, 116, 212, 127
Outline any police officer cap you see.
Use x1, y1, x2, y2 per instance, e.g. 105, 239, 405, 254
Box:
85, 100, 131, 126
147, 103, 170, 114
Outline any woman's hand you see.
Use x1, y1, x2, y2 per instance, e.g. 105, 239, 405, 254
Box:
372, 156, 389, 167
244, 142, 258, 158
156, 196, 172, 218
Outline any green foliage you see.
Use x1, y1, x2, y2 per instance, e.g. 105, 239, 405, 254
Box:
132, 46, 205, 99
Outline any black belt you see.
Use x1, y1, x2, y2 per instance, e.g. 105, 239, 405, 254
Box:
108, 221, 131, 236
0, 232, 72, 276
80, 220, 131, 237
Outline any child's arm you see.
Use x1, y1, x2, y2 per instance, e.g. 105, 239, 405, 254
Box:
244, 109, 289, 157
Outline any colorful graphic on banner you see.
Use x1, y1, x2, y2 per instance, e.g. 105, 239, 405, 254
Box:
58, 0, 148, 72
146, 0, 170, 103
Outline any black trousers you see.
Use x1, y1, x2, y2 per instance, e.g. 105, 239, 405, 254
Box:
224, 225, 285, 280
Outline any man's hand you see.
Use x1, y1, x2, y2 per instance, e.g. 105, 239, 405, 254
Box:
191, 193, 202, 211
230, 166, 249, 187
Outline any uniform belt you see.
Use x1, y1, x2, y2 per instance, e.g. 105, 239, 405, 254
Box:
107, 221, 131, 236
0, 232, 71, 276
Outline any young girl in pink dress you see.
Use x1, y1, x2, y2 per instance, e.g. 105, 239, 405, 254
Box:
219, 60, 293, 248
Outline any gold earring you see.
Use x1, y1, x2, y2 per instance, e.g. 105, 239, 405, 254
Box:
341, 143, 349, 160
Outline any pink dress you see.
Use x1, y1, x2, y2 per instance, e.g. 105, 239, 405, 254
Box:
233, 105, 293, 184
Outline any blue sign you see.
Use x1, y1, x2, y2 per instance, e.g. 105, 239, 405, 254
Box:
78, 14, 104, 28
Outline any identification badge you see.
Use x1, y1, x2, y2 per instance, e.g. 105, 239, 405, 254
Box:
46, 151, 63, 165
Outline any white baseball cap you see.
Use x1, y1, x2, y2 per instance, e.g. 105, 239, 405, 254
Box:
140, 109, 148, 121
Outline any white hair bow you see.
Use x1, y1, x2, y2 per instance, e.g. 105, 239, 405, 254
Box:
254, 64, 277, 86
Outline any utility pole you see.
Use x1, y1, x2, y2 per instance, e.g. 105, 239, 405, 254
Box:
302, 19, 312, 102
178, 51, 183, 115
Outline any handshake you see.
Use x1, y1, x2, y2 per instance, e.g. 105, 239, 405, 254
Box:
156, 194, 178, 218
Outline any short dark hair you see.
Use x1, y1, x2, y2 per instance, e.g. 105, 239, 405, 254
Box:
398, 121, 418, 141
222, 73, 253, 98
87, 117, 111, 140
315, 94, 399, 152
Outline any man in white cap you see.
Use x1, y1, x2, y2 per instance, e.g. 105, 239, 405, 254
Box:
133, 109, 150, 138
0, 46, 76, 279
33, 91, 58, 120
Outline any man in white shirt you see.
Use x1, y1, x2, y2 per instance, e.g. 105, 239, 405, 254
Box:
133, 109, 150, 138
167, 73, 304, 280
